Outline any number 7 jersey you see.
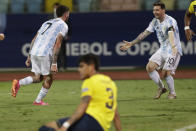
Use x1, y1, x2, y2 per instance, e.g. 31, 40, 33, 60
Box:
30, 18, 68, 56
81, 74, 118, 131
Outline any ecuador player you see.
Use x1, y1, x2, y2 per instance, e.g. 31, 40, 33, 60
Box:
39, 54, 122, 131
184, 0, 196, 41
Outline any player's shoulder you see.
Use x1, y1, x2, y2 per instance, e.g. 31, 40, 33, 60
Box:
190, 0, 196, 3
92, 74, 111, 80
150, 18, 158, 25
166, 14, 176, 22
190, 0, 196, 5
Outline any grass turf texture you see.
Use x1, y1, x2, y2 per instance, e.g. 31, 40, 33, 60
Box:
0, 79, 196, 131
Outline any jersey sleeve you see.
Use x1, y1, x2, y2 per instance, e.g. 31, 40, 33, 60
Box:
59, 23, 68, 38
167, 18, 174, 30
80, 79, 93, 98
146, 19, 156, 33
188, 1, 195, 14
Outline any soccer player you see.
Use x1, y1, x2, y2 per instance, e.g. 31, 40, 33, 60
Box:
184, 0, 196, 41
11, 5, 70, 105
120, 1, 182, 99
39, 54, 122, 131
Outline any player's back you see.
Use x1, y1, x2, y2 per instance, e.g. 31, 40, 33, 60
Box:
81, 74, 118, 131
30, 18, 68, 57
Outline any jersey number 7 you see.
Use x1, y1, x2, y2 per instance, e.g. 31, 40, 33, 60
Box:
41, 22, 52, 35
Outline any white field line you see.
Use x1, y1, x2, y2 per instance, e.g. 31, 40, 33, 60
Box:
174, 124, 196, 131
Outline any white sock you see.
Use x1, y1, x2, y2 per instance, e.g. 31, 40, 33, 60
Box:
35, 87, 48, 103
19, 76, 33, 86
165, 75, 176, 95
148, 70, 164, 88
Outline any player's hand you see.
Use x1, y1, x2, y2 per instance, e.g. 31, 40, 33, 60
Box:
25, 57, 31, 67
0, 33, 5, 41
56, 127, 67, 131
185, 29, 195, 41
51, 64, 58, 73
120, 40, 133, 51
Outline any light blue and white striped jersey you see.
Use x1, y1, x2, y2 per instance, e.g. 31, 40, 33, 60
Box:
146, 14, 182, 55
30, 18, 68, 56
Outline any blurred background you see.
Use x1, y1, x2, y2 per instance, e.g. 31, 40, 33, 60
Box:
0, 0, 195, 70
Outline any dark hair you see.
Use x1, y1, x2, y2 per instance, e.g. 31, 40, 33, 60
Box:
56, 5, 69, 17
53, 2, 60, 7
78, 53, 100, 71
153, 1, 165, 9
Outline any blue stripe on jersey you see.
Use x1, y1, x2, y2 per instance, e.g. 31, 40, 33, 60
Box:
42, 24, 63, 56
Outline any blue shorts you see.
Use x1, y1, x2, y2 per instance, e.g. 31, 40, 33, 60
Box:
56, 114, 103, 131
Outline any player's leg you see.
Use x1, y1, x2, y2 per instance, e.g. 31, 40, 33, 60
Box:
41, 114, 104, 131
33, 55, 53, 105
39, 121, 58, 131
146, 49, 166, 99
162, 53, 181, 99
33, 74, 53, 105
11, 55, 44, 97
39, 117, 69, 131
12, 75, 43, 97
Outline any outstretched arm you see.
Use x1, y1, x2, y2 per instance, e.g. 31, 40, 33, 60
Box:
51, 34, 63, 73
57, 96, 91, 131
113, 108, 122, 131
25, 33, 38, 67
168, 27, 177, 55
184, 10, 195, 41
120, 30, 151, 51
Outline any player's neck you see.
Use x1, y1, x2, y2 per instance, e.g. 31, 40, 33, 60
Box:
89, 70, 98, 77
159, 14, 166, 22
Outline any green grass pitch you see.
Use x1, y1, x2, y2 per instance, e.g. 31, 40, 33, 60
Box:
0, 79, 196, 131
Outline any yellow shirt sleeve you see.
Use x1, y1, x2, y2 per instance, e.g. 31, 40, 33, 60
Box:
81, 79, 92, 97
188, 1, 195, 14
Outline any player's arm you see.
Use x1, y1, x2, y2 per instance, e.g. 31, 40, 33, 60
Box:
58, 96, 91, 131
184, 9, 195, 41
120, 30, 151, 51
25, 33, 38, 67
168, 27, 177, 55
51, 34, 64, 73
113, 108, 122, 131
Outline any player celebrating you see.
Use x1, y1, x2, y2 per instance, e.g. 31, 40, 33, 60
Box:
120, 1, 182, 99
11, 5, 70, 105
39, 54, 122, 131
184, 0, 196, 41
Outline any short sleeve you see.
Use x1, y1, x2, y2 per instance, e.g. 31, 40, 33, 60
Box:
80, 79, 93, 98
146, 19, 155, 33
59, 23, 68, 37
188, 2, 194, 14
167, 18, 173, 29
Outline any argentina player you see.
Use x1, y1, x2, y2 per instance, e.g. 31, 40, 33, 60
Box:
11, 5, 69, 105
120, 1, 182, 99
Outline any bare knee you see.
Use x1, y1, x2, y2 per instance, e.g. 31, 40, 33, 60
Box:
45, 121, 59, 130
162, 70, 171, 78
32, 75, 43, 83
43, 74, 53, 89
146, 62, 158, 73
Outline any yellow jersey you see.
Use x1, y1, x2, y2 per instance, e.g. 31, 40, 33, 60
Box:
188, 0, 196, 15
81, 74, 118, 131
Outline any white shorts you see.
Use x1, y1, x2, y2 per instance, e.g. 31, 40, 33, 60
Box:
149, 49, 181, 74
31, 55, 52, 75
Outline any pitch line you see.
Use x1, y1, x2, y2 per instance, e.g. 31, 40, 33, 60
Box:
174, 124, 196, 131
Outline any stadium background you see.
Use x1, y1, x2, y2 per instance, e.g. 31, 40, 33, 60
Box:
0, 0, 195, 80
0, 1, 196, 131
